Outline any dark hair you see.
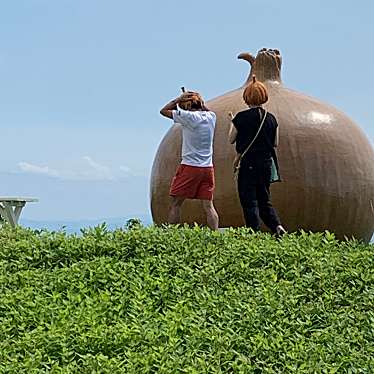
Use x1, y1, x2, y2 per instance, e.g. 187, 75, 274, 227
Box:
179, 91, 210, 111
190, 99, 203, 110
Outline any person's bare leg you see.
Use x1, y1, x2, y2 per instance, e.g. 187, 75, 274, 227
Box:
202, 199, 219, 230
168, 196, 186, 224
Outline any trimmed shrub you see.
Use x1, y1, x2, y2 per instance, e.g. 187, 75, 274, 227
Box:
0, 224, 373, 372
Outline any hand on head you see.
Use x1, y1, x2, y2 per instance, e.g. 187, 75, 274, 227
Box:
178, 91, 205, 111
179, 91, 201, 101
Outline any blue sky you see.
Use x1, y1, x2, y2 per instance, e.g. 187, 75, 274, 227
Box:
0, 0, 373, 221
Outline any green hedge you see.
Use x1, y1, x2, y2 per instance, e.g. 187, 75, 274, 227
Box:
0, 224, 373, 373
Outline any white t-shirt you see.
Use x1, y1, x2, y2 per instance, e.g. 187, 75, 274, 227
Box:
172, 106, 216, 167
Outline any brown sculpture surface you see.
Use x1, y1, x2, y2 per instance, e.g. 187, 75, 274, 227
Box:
151, 48, 374, 242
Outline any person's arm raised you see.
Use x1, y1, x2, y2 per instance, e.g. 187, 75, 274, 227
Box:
160, 98, 180, 119
160, 91, 196, 119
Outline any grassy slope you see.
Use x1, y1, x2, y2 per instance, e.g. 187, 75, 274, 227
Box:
0, 224, 373, 373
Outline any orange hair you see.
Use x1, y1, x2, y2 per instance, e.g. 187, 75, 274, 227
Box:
243, 75, 268, 106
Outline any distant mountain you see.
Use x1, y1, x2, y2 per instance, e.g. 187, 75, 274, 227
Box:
20, 215, 152, 234
0, 172, 150, 222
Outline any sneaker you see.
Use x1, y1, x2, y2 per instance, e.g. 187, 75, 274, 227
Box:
275, 225, 287, 237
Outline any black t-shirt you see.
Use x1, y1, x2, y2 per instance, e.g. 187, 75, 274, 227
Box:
232, 107, 278, 162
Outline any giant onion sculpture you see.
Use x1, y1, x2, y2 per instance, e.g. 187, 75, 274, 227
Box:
151, 48, 374, 242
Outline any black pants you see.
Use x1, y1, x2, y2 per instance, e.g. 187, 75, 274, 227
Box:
237, 160, 281, 233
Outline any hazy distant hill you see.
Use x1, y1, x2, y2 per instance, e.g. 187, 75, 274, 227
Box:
20, 215, 152, 234
0, 171, 150, 222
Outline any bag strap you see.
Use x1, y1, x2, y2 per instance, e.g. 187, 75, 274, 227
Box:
238, 109, 267, 162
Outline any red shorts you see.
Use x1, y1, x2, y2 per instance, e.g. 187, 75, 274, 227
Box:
169, 164, 215, 200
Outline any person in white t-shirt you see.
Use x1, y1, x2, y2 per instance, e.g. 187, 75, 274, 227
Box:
160, 91, 219, 230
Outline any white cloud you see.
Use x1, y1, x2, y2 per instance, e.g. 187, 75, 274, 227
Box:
17, 158, 142, 181
120, 165, 145, 177
18, 157, 116, 181
18, 162, 60, 178
120, 165, 133, 176
83, 156, 115, 181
